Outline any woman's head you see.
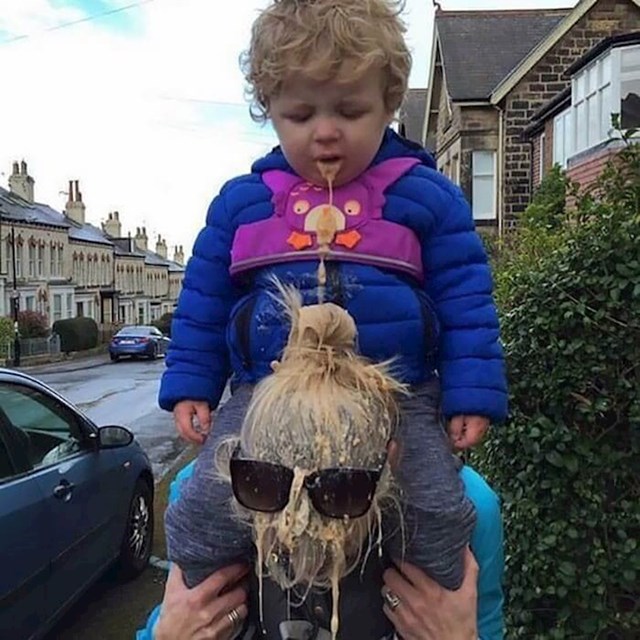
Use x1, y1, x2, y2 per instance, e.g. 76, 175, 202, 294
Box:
219, 286, 407, 633
242, 0, 412, 186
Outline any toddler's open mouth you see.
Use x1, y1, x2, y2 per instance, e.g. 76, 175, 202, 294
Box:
316, 158, 342, 184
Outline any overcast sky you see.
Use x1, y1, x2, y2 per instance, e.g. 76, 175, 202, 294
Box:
0, 0, 573, 257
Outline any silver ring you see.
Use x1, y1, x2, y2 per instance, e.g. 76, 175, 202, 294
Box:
384, 590, 401, 611
226, 607, 241, 627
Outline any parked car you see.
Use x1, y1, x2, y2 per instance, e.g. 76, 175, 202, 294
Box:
109, 325, 170, 361
0, 368, 154, 640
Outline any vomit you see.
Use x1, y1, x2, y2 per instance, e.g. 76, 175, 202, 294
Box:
315, 160, 342, 301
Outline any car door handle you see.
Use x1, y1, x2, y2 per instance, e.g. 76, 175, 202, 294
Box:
53, 480, 75, 501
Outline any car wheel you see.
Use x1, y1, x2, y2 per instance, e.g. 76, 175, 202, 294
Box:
118, 478, 154, 579
110, 353, 119, 362
148, 345, 157, 360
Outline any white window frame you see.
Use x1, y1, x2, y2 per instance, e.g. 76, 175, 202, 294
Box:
620, 45, 640, 131
539, 132, 546, 180
471, 150, 497, 221
553, 107, 573, 168
572, 44, 640, 155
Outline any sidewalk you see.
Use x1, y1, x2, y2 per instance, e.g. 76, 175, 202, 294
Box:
16, 353, 111, 376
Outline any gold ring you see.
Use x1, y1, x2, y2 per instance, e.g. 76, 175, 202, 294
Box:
226, 607, 241, 627
384, 590, 401, 611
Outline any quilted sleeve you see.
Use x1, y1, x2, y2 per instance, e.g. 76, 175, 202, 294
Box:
158, 188, 238, 412
422, 182, 508, 422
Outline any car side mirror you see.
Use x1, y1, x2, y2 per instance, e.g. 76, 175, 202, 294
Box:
99, 425, 134, 448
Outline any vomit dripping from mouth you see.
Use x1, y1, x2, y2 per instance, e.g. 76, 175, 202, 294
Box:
316, 161, 342, 303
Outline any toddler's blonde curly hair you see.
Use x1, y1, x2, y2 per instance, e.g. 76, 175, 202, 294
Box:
242, 0, 412, 122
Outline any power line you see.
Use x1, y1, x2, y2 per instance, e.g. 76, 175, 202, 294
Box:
0, 0, 161, 46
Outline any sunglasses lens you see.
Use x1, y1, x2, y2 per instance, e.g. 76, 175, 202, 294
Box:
309, 470, 378, 519
230, 459, 293, 513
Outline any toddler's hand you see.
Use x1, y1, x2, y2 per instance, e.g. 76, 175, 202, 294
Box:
173, 400, 212, 444
448, 415, 489, 450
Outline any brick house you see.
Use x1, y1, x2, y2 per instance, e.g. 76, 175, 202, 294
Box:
525, 31, 640, 190
423, 0, 640, 232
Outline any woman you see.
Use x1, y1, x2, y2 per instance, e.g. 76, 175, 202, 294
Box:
140, 294, 504, 639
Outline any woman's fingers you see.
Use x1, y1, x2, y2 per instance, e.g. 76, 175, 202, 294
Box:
203, 602, 249, 640
191, 564, 250, 608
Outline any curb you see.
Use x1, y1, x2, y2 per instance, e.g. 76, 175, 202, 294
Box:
21, 359, 111, 375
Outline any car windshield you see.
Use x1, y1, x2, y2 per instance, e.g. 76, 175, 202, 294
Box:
116, 326, 154, 337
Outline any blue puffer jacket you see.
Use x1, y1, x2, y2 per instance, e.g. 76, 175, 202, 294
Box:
159, 129, 507, 421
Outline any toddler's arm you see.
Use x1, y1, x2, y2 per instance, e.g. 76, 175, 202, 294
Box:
420, 175, 507, 424
158, 185, 240, 416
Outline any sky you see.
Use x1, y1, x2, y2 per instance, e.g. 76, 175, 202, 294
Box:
0, 0, 574, 258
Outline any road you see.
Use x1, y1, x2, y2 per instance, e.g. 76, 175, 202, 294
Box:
25, 355, 186, 479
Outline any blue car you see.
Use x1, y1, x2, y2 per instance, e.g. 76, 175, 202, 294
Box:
109, 325, 170, 362
0, 368, 154, 640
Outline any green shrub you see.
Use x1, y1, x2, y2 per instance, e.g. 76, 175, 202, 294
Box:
0, 317, 14, 359
17, 310, 49, 338
491, 168, 571, 310
153, 312, 173, 337
472, 143, 640, 638
52, 317, 99, 352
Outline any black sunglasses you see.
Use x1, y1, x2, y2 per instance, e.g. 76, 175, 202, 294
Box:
229, 446, 385, 520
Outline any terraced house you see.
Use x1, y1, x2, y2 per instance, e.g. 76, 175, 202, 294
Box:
0, 161, 185, 327
422, 0, 640, 231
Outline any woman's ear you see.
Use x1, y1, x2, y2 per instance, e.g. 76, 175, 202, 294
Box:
387, 439, 401, 473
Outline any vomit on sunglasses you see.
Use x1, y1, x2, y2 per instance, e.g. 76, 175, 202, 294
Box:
315, 160, 342, 302
223, 285, 408, 639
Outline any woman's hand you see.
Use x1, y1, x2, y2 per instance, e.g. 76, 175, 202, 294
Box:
382, 548, 479, 640
155, 563, 250, 640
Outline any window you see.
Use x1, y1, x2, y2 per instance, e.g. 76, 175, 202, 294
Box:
15, 244, 23, 278
57, 246, 64, 276
66, 294, 73, 319
572, 53, 612, 153
553, 107, 573, 168
621, 46, 640, 130
53, 294, 63, 322
539, 132, 546, 180
50, 245, 56, 276
25, 296, 35, 311
37, 245, 44, 278
572, 45, 640, 154
471, 151, 496, 220
28, 245, 36, 278
0, 383, 84, 475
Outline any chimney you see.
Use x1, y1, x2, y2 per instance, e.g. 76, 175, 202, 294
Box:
8, 159, 35, 203
65, 178, 86, 225
155, 234, 168, 259
173, 244, 185, 266
102, 210, 122, 237
134, 226, 148, 252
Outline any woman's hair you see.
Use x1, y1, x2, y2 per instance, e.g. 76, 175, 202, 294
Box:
241, 0, 412, 122
216, 284, 408, 635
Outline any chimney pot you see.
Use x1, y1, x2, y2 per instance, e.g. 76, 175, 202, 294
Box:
12, 161, 19, 175
20, 160, 27, 175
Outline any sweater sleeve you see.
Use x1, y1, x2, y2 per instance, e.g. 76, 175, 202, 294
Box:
158, 187, 239, 412
422, 182, 508, 422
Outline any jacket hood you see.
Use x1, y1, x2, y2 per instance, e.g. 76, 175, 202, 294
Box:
251, 127, 436, 175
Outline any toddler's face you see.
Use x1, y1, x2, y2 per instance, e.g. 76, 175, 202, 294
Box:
269, 63, 393, 187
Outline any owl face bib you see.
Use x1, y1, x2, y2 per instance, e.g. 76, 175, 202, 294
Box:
230, 158, 424, 281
